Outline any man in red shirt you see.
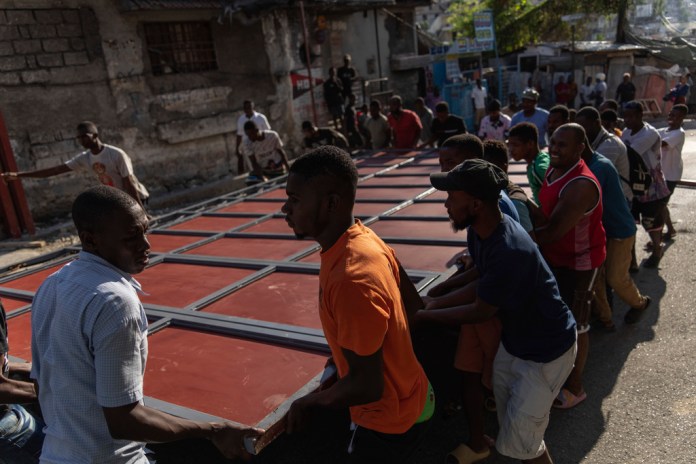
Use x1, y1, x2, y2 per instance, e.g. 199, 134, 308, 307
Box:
387, 96, 422, 149
535, 123, 606, 410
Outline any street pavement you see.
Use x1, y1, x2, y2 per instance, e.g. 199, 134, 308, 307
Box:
4, 120, 696, 463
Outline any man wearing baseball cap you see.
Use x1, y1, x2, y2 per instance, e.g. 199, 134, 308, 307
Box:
511, 88, 550, 148
416, 159, 577, 464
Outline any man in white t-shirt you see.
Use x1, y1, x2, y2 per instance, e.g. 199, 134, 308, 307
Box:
236, 100, 271, 174
659, 104, 687, 240
243, 121, 290, 183
2, 121, 148, 207
471, 79, 488, 130
621, 101, 671, 268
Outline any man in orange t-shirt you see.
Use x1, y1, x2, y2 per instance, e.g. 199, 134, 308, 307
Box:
283, 146, 434, 462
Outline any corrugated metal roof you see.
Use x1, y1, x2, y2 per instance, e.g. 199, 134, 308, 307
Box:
537, 41, 647, 54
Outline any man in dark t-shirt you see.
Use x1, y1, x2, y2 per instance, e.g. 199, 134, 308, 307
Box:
0, 299, 44, 461
421, 101, 467, 147
337, 54, 358, 102
417, 159, 577, 464
301, 121, 348, 149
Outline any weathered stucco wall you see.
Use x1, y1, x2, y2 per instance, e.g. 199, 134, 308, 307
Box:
0, 1, 422, 221
0, 0, 279, 220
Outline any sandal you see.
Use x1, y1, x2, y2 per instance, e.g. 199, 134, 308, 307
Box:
552, 388, 587, 409
446, 443, 490, 464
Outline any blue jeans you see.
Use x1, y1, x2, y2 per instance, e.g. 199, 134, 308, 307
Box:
0, 404, 44, 464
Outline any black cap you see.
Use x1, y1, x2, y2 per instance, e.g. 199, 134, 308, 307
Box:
430, 159, 508, 201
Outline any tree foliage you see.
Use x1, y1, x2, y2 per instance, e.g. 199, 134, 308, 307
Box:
447, 0, 633, 54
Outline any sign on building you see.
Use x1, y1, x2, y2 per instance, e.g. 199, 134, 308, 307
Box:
473, 10, 495, 51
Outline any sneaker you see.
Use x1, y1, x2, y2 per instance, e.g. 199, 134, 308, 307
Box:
624, 296, 651, 324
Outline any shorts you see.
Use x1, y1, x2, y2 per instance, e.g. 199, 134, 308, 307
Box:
454, 318, 502, 390
493, 342, 576, 460
347, 383, 433, 464
552, 267, 599, 334
631, 198, 667, 232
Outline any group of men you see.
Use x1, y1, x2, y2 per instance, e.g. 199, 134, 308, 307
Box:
0, 69, 687, 464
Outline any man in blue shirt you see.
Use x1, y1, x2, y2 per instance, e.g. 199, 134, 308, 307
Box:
31, 186, 260, 463
511, 88, 550, 148
581, 144, 651, 326
417, 159, 576, 464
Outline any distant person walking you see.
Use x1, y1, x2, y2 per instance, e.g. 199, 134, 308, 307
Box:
471, 79, 488, 130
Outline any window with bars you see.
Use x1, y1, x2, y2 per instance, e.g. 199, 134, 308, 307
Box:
144, 22, 218, 75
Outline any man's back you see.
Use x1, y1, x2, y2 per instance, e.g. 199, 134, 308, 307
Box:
319, 221, 428, 434
31, 253, 148, 463
468, 216, 576, 362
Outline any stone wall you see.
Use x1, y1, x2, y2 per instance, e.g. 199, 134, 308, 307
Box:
0, 2, 280, 220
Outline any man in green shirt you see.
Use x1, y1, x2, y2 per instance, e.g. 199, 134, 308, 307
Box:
507, 122, 549, 204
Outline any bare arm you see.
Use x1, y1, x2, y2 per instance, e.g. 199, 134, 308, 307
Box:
535, 179, 599, 245
103, 402, 261, 460
286, 347, 383, 433
3, 164, 71, 180
277, 148, 291, 171
427, 265, 479, 297
0, 354, 37, 403
424, 278, 478, 310
415, 296, 498, 327
248, 154, 265, 179
121, 176, 144, 208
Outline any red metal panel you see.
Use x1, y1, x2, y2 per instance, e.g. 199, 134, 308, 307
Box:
0, 296, 31, 312
254, 189, 288, 200
136, 263, 255, 308
184, 238, 310, 261
1, 264, 65, 292
167, 216, 254, 232
201, 272, 321, 329
144, 327, 327, 425
369, 219, 455, 239
425, 189, 448, 200
360, 176, 431, 187
393, 165, 439, 174
392, 202, 447, 217
298, 251, 320, 264
147, 234, 206, 253
242, 218, 293, 234
357, 167, 386, 176
389, 243, 464, 272
214, 202, 281, 214
353, 202, 399, 216
6, 312, 32, 361
356, 187, 429, 200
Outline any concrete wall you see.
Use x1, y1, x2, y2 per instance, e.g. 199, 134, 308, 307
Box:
0, 1, 421, 221
0, 0, 277, 220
